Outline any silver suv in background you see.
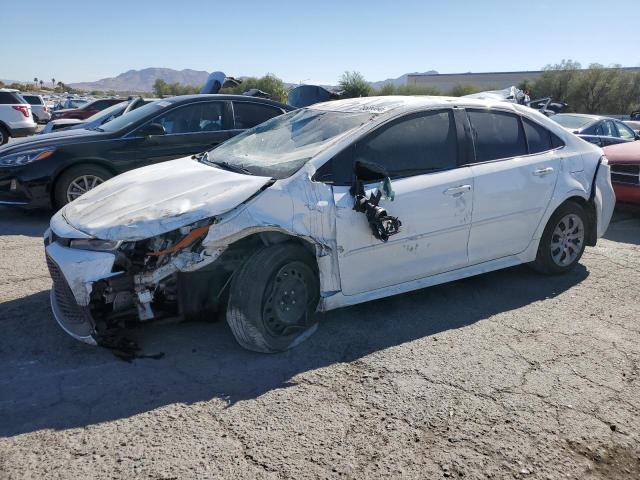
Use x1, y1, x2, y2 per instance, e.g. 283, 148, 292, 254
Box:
21, 94, 51, 124
0, 89, 37, 145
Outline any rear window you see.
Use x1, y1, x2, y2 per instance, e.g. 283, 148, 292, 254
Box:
23, 95, 43, 105
553, 114, 594, 130
522, 118, 553, 154
468, 110, 527, 162
0, 92, 23, 104
233, 102, 283, 129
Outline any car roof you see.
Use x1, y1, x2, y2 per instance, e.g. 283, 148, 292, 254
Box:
554, 113, 609, 121
308, 95, 544, 116
165, 94, 293, 109
603, 140, 640, 163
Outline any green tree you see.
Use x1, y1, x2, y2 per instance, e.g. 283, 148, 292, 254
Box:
339, 71, 372, 98
377, 83, 396, 95
448, 84, 481, 97
220, 74, 288, 103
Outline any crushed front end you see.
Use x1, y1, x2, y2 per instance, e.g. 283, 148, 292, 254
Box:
44, 218, 248, 345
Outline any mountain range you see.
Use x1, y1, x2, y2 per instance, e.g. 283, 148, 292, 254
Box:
68, 68, 440, 93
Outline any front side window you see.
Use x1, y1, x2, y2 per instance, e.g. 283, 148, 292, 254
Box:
468, 110, 527, 162
233, 102, 283, 129
205, 108, 373, 179
151, 102, 224, 134
101, 99, 176, 133
356, 110, 458, 178
522, 118, 553, 154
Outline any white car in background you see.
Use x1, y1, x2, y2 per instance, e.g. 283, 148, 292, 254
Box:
45, 96, 615, 352
21, 93, 52, 123
0, 89, 37, 144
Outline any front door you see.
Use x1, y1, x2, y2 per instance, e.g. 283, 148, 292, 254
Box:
465, 110, 560, 264
332, 109, 474, 296
114, 100, 233, 171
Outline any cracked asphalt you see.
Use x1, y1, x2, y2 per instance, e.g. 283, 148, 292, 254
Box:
0, 206, 639, 479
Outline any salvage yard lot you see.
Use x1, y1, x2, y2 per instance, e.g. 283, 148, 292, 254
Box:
0, 207, 639, 479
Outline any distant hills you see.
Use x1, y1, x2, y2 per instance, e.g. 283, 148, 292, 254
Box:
69, 68, 211, 93
67, 68, 440, 93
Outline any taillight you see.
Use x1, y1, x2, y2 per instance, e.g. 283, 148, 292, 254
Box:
12, 105, 29, 118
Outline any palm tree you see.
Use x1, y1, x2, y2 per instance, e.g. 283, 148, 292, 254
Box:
33, 77, 38, 84
51, 77, 55, 86
39, 80, 44, 89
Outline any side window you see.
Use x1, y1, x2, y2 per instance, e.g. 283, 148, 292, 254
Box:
151, 102, 224, 134
522, 118, 553, 154
356, 110, 458, 178
233, 102, 282, 129
601, 120, 616, 137
467, 110, 527, 162
615, 121, 636, 140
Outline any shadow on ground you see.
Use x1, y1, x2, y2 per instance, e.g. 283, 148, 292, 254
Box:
0, 207, 51, 237
0, 262, 588, 437
604, 209, 640, 246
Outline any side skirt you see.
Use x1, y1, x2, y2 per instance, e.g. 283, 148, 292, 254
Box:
320, 255, 525, 312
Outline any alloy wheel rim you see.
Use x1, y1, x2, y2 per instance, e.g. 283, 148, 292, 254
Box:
262, 262, 314, 337
550, 213, 584, 267
66, 175, 104, 202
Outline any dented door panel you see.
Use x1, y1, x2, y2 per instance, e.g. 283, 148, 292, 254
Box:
334, 167, 474, 296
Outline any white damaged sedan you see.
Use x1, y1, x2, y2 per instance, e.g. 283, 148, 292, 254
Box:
44, 96, 615, 352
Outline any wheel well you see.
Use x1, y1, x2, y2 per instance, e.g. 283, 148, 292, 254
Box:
50, 161, 118, 205
560, 196, 597, 247
177, 231, 320, 317
0, 121, 10, 134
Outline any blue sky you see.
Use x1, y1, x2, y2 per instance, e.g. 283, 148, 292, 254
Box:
2, 0, 638, 85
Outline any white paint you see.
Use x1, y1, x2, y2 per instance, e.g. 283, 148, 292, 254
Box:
60, 156, 272, 241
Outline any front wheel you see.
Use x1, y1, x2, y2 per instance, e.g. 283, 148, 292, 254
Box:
226, 243, 320, 353
0, 126, 8, 145
54, 164, 113, 208
530, 201, 587, 275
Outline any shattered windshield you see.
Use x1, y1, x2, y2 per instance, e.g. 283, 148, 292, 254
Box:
204, 109, 374, 179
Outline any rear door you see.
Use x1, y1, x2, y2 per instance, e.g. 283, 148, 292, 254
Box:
331, 109, 474, 295
465, 109, 560, 264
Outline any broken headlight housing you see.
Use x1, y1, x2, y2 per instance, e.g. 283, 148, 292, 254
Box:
69, 239, 122, 252
0, 148, 55, 167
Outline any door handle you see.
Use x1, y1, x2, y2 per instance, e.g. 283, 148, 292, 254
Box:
533, 167, 554, 176
444, 184, 472, 195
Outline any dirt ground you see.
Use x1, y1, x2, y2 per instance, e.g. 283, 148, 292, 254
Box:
0, 206, 638, 479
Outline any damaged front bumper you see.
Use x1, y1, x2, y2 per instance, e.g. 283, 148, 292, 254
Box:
44, 220, 233, 345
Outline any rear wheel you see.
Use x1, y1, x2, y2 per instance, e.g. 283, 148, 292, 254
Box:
54, 165, 113, 208
530, 201, 587, 275
0, 126, 8, 145
226, 243, 320, 353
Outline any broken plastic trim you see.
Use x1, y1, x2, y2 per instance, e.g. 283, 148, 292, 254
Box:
350, 178, 402, 242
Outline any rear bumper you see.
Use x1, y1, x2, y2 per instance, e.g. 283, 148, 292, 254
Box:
594, 163, 616, 238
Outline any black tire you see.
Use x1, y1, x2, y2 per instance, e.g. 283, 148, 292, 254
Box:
226, 243, 320, 353
0, 126, 8, 145
54, 164, 113, 208
530, 201, 587, 275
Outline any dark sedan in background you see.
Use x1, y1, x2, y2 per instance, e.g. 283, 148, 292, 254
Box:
0, 95, 293, 208
50, 98, 126, 121
552, 113, 640, 146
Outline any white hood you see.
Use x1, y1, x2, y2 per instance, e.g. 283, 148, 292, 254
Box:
57, 157, 272, 241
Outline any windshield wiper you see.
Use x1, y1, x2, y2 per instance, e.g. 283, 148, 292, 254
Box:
199, 152, 253, 175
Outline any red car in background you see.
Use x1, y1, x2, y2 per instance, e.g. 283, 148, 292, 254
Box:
50, 98, 125, 120
603, 141, 640, 205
